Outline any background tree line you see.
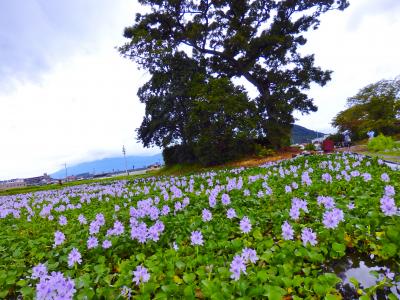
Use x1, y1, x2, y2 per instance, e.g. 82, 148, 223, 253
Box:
119, 0, 349, 165
332, 77, 400, 141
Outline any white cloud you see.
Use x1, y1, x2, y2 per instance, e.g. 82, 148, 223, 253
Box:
1, 50, 159, 179
1, 1, 400, 179
294, 1, 400, 133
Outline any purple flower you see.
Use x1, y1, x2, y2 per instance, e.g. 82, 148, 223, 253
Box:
67, 248, 82, 267
229, 255, 246, 281
381, 173, 390, 182
301, 227, 317, 246
301, 172, 312, 186
289, 207, 300, 220
380, 196, 397, 216
148, 225, 160, 242
87, 236, 98, 249
227, 208, 237, 219
202, 209, 212, 222
385, 185, 395, 197
161, 205, 170, 216
132, 265, 150, 285
120, 286, 132, 299
115, 205, 120, 212
347, 202, 355, 210
35, 271, 76, 300
317, 196, 336, 210
241, 248, 258, 264
173, 241, 179, 251
322, 208, 344, 229
281, 221, 294, 240
209, 195, 217, 208
239, 216, 252, 233
322, 173, 332, 183
292, 198, 309, 212
385, 269, 395, 280
174, 201, 182, 212
131, 222, 148, 244
89, 221, 100, 235
95, 213, 105, 226
58, 215, 67, 226
54, 231, 65, 247
285, 185, 292, 193
102, 240, 112, 249
32, 263, 48, 280
190, 231, 204, 246
77, 214, 87, 225
112, 220, 124, 236
221, 194, 231, 205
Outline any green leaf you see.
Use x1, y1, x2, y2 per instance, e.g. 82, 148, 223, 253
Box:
319, 273, 341, 286
325, 294, 341, 300
263, 285, 286, 300
349, 277, 359, 288
184, 285, 195, 298
136, 253, 146, 262
332, 242, 346, 253
380, 243, 397, 258
388, 294, 399, 300
76, 288, 95, 300
257, 270, 269, 282
313, 283, 330, 296
20, 286, 34, 298
173, 275, 183, 284
0, 290, 9, 298
183, 273, 196, 283
175, 260, 185, 269
253, 229, 263, 240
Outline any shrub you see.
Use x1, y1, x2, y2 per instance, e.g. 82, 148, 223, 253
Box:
367, 134, 395, 152
254, 144, 276, 157
304, 143, 316, 151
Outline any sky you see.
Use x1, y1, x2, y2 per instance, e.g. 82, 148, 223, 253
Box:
1, 0, 400, 180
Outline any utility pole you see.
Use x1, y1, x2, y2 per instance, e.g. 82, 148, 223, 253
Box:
63, 163, 67, 182
122, 145, 128, 176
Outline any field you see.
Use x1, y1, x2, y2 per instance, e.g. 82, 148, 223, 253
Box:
0, 153, 399, 299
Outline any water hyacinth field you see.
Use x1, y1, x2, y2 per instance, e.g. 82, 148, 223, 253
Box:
1, 153, 400, 299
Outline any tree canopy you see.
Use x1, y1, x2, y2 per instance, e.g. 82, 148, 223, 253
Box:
332, 77, 400, 139
119, 0, 349, 163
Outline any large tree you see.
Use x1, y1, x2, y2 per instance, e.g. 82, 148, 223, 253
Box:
120, 0, 349, 148
332, 77, 400, 139
136, 51, 257, 165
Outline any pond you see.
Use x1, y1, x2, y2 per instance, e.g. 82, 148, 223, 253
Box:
325, 250, 400, 299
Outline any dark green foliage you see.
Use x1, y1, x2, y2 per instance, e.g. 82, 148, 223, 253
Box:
120, 0, 349, 150
137, 52, 257, 166
332, 77, 400, 140
136, 52, 202, 148
189, 77, 257, 165
162, 145, 196, 165
326, 133, 343, 144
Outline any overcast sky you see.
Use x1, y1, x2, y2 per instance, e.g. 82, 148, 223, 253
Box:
1, 0, 400, 180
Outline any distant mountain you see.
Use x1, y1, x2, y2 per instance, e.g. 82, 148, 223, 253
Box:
291, 125, 326, 144
51, 153, 163, 179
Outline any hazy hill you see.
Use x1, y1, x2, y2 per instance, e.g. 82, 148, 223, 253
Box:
51, 153, 163, 178
291, 125, 325, 144
50, 125, 322, 178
